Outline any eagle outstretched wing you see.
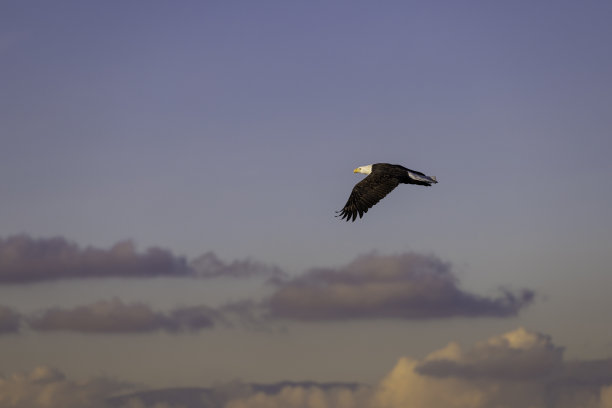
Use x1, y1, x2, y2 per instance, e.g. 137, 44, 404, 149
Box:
336, 173, 400, 222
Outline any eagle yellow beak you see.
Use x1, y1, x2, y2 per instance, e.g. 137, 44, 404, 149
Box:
353, 168, 360, 173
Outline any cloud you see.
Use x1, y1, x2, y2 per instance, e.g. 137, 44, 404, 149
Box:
111, 382, 367, 408
3, 329, 612, 407
224, 385, 371, 408
415, 327, 564, 380
602, 386, 612, 408
266, 252, 534, 321
110, 387, 216, 408
190, 252, 285, 279
25, 298, 284, 335
223, 327, 612, 408
415, 327, 612, 388
0, 235, 282, 284
0, 305, 21, 334
0, 235, 189, 283
28, 298, 220, 334
367, 327, 612, 408
216, 300, 285, 332
0, 366, 130, 408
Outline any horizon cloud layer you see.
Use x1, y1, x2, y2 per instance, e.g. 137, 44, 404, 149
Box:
2, 328, 611, 408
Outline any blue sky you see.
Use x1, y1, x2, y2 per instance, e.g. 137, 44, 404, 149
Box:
1, 1, 612, 407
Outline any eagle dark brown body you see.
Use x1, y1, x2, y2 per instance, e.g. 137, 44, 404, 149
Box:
336, 163, 437, 222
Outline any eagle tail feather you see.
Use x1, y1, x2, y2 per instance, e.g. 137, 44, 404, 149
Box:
407, 171, 437, 184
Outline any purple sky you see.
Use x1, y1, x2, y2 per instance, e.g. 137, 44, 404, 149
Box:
1, 1, 612, 407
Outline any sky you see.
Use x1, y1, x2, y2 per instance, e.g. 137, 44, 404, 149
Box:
1, 1, 612, 407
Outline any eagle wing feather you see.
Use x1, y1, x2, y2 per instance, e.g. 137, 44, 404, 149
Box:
336, 173, 400, 222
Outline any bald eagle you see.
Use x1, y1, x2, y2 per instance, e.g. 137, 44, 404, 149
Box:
336, 163, 437, 222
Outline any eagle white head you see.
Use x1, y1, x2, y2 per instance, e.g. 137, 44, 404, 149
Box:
353, 164, 373, 175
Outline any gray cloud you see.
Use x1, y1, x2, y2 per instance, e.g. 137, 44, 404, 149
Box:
217, 300, 286, 332
190, 251, 285, 279
0, 305, 21, 334
28, 298, 219, 334
0, 235, 189, 283
167, 304, 225, 332
0, 235, 282, 284
266, 252, 534, 321
26, 299, 282, 335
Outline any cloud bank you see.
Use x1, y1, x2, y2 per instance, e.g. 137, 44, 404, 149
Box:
2, 249, 537, 334
225, 327, 612, 408
28, 298, 221, 334
2, 328, 612, 407
0, 235, 282, 284
0, 236, 533, 324
368, 328, 612, 408
266, 252, 534, 321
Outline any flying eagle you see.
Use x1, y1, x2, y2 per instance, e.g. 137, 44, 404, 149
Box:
336, 163, 437, 221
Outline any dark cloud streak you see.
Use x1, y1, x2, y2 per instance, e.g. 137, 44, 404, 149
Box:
0, 235, 189, 284
0, 235, 282, 284
266, 252, 534, 321
190, 251, 285, 279
28, 298, 219, 334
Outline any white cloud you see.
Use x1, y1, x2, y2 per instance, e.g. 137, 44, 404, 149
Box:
2, 328, 611, 408
224, 385, 370, 408
0, 366, 128, 408
224, 327, 612, 408
416, 327, 564, 380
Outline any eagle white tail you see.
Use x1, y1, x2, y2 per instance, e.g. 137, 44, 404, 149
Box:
407, 170, 438, 184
